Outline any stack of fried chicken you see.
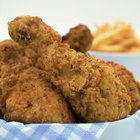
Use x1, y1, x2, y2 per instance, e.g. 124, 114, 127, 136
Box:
0, 16, 140, 123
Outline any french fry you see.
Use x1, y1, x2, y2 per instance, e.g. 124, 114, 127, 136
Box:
91, 21, 140, 53
93, 44, 126, 52
128, 47, 140, 53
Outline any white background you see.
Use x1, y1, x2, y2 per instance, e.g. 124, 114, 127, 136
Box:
0, 0, 140, 40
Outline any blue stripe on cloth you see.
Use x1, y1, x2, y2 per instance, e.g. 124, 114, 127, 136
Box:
0, 120, 109, 140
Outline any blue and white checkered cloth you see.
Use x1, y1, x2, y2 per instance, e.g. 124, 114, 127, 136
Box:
0, 110, 140, 140
0, 120, 108, 140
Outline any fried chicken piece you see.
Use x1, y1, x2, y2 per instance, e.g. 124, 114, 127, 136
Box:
0, 40, 33, 68
0, 40, 31, 117
8, 16, 131, 122
109, 62, 140, 114
62, 24, 93, 53
0, 40, 74, 123
1, 67, 74, 123
8, 16, 61, 47
8, 16, 62, 64
37, 45, 131, 122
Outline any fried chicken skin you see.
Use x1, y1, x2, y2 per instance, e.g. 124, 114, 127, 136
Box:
62, 24, 93, 53
0, 40, 32, 68
1, 67, 74, 123
109, 62, 140, 114
37, 45, 131, 122
8, 16, 61, 47
0, 40, 31, 117
8, 16, 131, 122
0, 40, 75, 123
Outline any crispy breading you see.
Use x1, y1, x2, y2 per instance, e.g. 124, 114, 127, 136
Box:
62, 24, 93, 53
0, 40, 31, 117
36, 45, 131, 122
109, 62, 140, 114
8, 16, 132, 122
0, 40, 33, 72
0, 40, 75, 123
8, 16, 61, 47
1, 67, 75, 123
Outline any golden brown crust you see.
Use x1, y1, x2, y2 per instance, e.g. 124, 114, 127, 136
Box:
37, 45, 131, 122
109, 62, 140, 114
0, 40, 23, 66
0, 40, 27, 117
2, 67, 75, 123
8, 16, 132, 122
62, 24, 93, 53
8, 16, 61, 47
0, 39, 75, 123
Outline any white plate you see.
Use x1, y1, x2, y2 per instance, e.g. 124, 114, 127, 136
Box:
100, 110, 140, 140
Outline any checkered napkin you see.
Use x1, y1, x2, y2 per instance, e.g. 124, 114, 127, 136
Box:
0, 119, 109, 140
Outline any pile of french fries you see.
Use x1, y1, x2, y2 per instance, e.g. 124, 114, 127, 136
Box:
91, 21, 140, 53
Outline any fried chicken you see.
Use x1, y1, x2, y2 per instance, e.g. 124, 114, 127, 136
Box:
109, 62, 140, 114
8, 16, 61, 47
8, 16, 131, 122
62, 24, 93, 53
0, 40, 75, 123
37, 45, 131, 122
0, 40, 31, 118
2, 67, 74, 123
